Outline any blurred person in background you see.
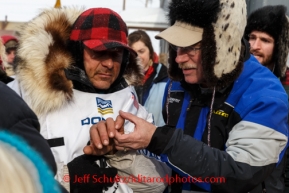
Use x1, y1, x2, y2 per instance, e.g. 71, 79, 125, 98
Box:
244, 5, 289, 193
1, 35, 18, 76
128, 30, 168, 126
0, 37, 13, 83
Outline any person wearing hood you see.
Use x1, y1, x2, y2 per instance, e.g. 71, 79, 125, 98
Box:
87, 0, 289, 192
8, 7, 170, 193
244, 5, 289, 193
1, 35, 18, 76
0, 37, 13, 83
1, 36, 66, 193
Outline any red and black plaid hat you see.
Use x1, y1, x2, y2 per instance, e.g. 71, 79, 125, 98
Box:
70, 8, 135, 54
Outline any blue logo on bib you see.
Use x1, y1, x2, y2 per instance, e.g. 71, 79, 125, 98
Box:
96, 98, 113, 115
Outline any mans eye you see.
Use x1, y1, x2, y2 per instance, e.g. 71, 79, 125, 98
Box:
261, 38, 270, 43
91, 53, 101, 59
184, 46, 196, 52
111, 52, 123, 60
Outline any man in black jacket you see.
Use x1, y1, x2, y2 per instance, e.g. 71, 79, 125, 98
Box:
0, 81, 68, 193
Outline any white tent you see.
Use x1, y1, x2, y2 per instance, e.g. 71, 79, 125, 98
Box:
119, 8, 169, 31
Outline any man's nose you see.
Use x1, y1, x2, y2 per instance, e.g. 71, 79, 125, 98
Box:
175, 51, 189, 64
101, 58, 114, 69
250, 39, 261, 50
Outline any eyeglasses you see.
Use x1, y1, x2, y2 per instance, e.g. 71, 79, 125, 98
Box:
170, 44, 201, 55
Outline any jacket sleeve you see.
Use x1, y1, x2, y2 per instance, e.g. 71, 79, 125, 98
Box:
147, 126, 279, 192
0, 82, 57, 174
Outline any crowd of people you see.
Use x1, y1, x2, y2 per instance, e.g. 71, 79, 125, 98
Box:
1, 0, 289, 193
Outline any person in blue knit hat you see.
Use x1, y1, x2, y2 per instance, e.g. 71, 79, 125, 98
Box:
0, 130, 61, 193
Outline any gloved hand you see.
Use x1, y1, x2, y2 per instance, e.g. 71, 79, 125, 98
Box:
67, 154, 117, 193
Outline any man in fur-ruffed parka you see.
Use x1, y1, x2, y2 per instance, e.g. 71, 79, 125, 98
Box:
8, 7, 170, 193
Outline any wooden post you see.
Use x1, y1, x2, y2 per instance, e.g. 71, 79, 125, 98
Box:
123, 0, 126, 10
2, 15, 8, 30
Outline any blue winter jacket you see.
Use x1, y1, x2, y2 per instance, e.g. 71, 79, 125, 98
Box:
147, 55, 289, 193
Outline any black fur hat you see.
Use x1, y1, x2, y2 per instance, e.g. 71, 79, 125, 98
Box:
156, 0, 247, 89
244, 5, 289, 78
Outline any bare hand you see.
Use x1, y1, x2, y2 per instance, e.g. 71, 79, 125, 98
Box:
83, 118, 124, 155
83, 139, 115, 156
114, 110, 156, 150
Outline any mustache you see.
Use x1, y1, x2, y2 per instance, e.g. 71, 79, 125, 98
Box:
94, 70, 113, 76
250, 50, 264, 57
178, 63, 197, 69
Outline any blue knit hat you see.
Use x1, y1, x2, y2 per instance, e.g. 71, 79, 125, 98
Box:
0, 131, 61, 193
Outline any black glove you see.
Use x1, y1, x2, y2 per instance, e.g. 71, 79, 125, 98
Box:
67, 154, 117, 193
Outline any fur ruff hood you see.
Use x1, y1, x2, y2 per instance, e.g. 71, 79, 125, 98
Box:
14, 7, 143, 115
244, 5, 289, 78
167, 0, 247, 89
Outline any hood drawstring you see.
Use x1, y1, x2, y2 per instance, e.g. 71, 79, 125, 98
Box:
166, 80, 173, 125
207, 86, 216, 147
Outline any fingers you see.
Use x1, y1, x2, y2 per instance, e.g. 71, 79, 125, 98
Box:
114, 131, 134, 150
114, 127, 125, 141
87, 112, 138, 154
115, 144, 128, 151
106, 117, 116, 138
118, 110, 138, 125
97, 118, 116, 146
90, 124, 103, 149
83, 145, 114, 156
83, 145, 94, 155
122, 146, 132, 153
115, 112, 125, 131
97, 122, 111, 146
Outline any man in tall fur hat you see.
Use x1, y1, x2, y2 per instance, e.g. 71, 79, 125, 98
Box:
87, 0, 289, 192
244, 5, 289, 193
8, 7, 170, 193
244, 5, 289, 79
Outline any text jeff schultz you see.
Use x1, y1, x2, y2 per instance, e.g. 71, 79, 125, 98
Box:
70, 174, 226, 184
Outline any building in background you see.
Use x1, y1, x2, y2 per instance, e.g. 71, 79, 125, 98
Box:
1, 0, 288, 66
